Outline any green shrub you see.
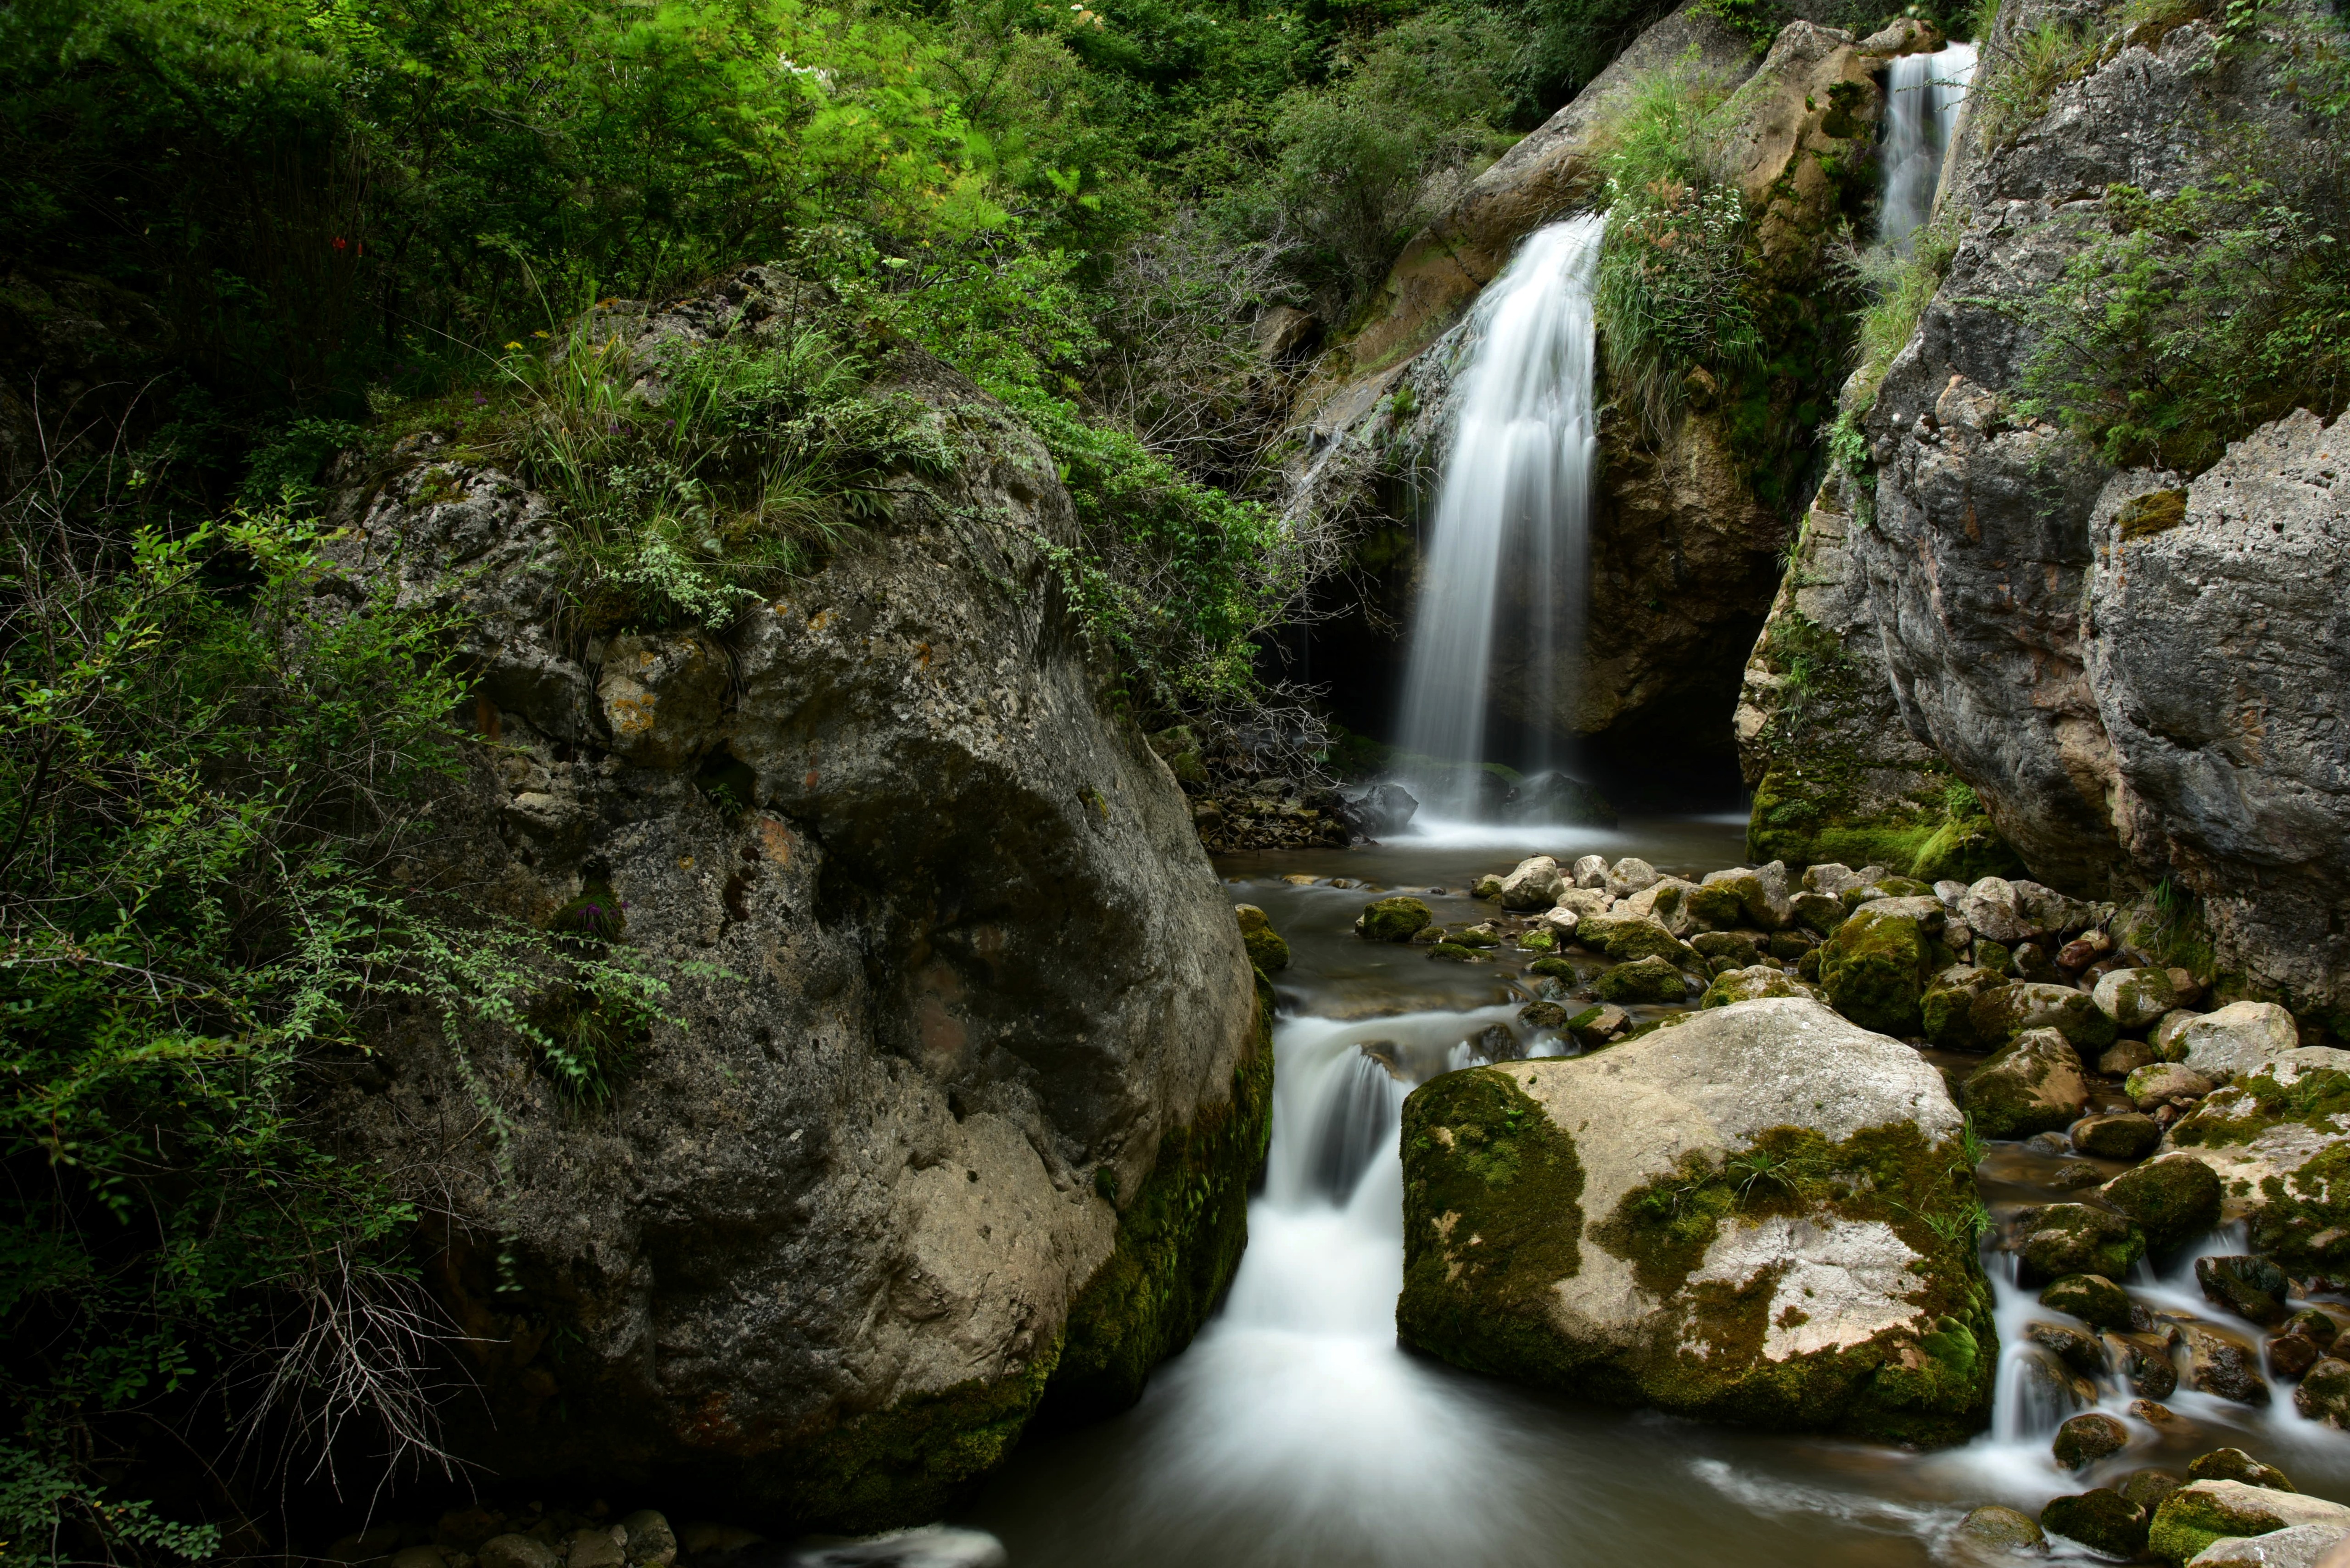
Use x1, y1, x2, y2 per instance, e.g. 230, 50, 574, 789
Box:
1971, 19, 2104, 148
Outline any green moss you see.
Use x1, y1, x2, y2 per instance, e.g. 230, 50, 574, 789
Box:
1909, 815, 2028, 884
1046, 975, 1276, 1422
1357, 896, 1433, 943
1428, 942, 1484, 963
1595, 955, 1689, 1003
2042, 1490, 2149, 1559
1579, 915, 1699, 967
2103, 1157, 2222, 1254
1235, 905, 1289, 972
1817, 906, 1934, 1036
1962, 1033, 2084, 1139
2149, 1484, 2309, 1566
2251, 1143, 2350, 1276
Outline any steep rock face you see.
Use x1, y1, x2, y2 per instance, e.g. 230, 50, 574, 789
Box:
1848, 0, 2349, 1016
1397, 997, 1994, 1444
319, 275, 1266, 1527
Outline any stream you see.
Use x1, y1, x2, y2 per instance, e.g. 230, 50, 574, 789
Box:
961, 818, 2350, 1566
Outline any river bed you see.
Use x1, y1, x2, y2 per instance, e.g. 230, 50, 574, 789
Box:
960, 817, 2350, 1566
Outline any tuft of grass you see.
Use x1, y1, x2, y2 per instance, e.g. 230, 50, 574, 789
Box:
1972, 20, 2105, 148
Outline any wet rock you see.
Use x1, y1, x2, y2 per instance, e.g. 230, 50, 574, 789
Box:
2055, 1411, 2131, 1470
2016, 1203, 2146, 1284
1496, 856, 1566, 910
2294, 1358, 2350, 1428
1699, 964, 1820, 1009
1698, 863, 1795, 931
1475, 1022, 1526, 1063
1692, 930, 1762, 964
2102, 1040, 2159, 1076
1235, 905, 1290, 972
1606, 857, 1660, 898
569, 1531, 626, 1568
1964, 1028, 2089, 1139
2176, 1003, 2303, 1083
2096, 967, 2182, 1031
1818, 901, 1944, 1036
2047, 1163, 2109, 1191
1595, 954, 1690, 1004
1578, 914, 1699, 967
2163, 1050, 2350, 1275
1398, 997, 1992, 1443
1790, 890, 1848, 936
620, 1513, 676, 1568
2042, 1490, 2149, 1558
1954, 1504, 2046, 1555
2188, 1449, 2295, 1492
1971, 981, 2119, 1055
2013, 942, 2061, 984
2110, 1333, 2182, 1399
2282, 1309, 2341, 1350
1428, 942, 1485, 963
2122, 1470, 2186, 1515
2196, 1256, 2289, 1327
1570, 854, 1609, 890
2150, 1482, 2350, 1567
1921, 967, 2009, 1050
1567, 1003, 1630, 1049
1338, 781, 1421, 837
2028, 1320, 2109, 1378
1768, 929, 1817, 961
2171, 1322, 2271, 1406
2100, 1158, 2222, 1262
1520, 1001, 1571, 1031
1622, 876, 1703, 937
2129, 1062, 2216, 1110
1551, 887, 1612, 921
2267, 1332, 2323, 1381
783, 1524, 1009, 1568
2072, 1111, 2161, 1161
480, 1540, 559, 1568
1356, 897, 1434, 943
2040, 1272, 2131, 1330
2182, 1522, 2350, 1568
1453, 922, 1507, 949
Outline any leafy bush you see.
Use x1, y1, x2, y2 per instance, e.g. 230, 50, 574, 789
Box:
2016, 177, 2350, 472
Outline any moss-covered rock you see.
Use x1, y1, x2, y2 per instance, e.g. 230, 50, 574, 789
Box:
1700, 965, 1819, 1009
2070, 1111, 2160, 1161
2042, 1490, 2149, 1558
2149, 1480, 2350, 1565
1963, 1028, 2088, 1139
2128, 1062, 2216, 1110
1579, 914, 1701, 968
1817, 900, 1943, 1035
1969, 981, 2119, 1054
1397, 998, 1994, 1445
1954, 1505, 2045, 1555
1920, 967, 2006, 1050
2053, 1411, 2130, 1470
1910, 814, 2028, 885
2016, 1203, 2146, 1284
2295, 1357, 2350, 1428
1596, 955, 1690, 1004
2186, 1448, 2295, 1491
1355, 896, 1433, 943
1520, 1001, 1570, 1030
1427, 942, 1484, 963
2195, 1256, 2288, 1327
2039, 1272, 2131, 1331
1235, 904, 1289, 972
2164, 1054, 2350, 1274
2121, 1469, 2186, 1514
1452, 923, 1506, 949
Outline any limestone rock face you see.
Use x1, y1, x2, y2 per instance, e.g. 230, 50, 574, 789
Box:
1396, 997, 1994, 1444
317, 273, 1266, 1528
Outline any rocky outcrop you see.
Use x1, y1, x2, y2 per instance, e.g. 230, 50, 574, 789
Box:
318, 272, 1267, 1528
1397, 997, 1994, 1444
1842, 0, 2350, 1021
2164, 1048, 2350, 1275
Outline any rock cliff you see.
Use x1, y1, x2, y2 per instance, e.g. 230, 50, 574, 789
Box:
317, 271, 1269, 1529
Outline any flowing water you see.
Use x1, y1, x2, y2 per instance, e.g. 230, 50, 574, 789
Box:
965, 822, 2350, 1565
1880, 44, 1979, 252
1393, 216, 1606, 812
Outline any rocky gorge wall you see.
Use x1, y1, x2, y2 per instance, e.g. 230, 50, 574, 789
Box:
1777, 0, 2350, 1025
314, 272, 1268, 1529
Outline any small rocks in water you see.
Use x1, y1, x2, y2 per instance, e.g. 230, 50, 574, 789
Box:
1594, 954, 1688, 1004
1452, 922, 1506, 948
2282, 1308, 2342, 1350
2197, 1255, 2290, 1326
2103, 1153, 2223, 1253
1281, 873, 1320, 886
1494, 855, 1565, 910
2120, 1469, 2186, 1513
1427, 942, 1485, 963
2171, 1321, 2272, 1405
1235, 904, 1290, 971
2028, 1320, 2109, 1377
2101, 1038, 2159, 1075
785, 1526, 1009, 1568
1566, 1003, 1629, 1048
1569, 853, 1609, 889
2272, 1332, 2326, 1381
2054, 1411, 2131, 1470
2070, 1110, 2161, 1160
1953, 1503, 2046, 1554
2111, 1333, 2182, 1399
2040, 1489, 2149, 1558
2188, 1448, 2296, 1492
2016, 1203, 2147, 1284
1355, 896, 1433, 942
2040, 1272, 2132, 1330
2294, 1358, 2350, 1427
2182, 1521, 2350, 1568
1519, 1001, 1570, 1030
2129, 1397, 2186, 1428
2022, 1130, 2072, 1155
2127, 1061, 2216, 1110
1473, 1022, 1522, 1061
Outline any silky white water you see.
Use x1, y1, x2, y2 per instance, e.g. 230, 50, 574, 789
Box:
1880, 44, 1979, 251
1394, 215, 1606, 815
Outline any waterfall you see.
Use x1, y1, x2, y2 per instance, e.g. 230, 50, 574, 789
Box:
1395, 214, 1606, 817
1878, 44, 1978, 252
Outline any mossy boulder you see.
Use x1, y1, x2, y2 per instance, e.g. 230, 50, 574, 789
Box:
2053, 1411, 2130, 1470
2195, 1256, 2289, 1327
1355, 896, 1433, 942
2187, 1448, 2295, 1491
1578, 914, 1701, 968
1688, 882, 1749, 931
2127, 1061, 2216, 1110
1427, 942, 1484, 963
1817, 900, 1945, 1035
1397, 998, 1995, 1445
1520, 1001, 1571, 1030
1595, 954, 1690, 1004
1962, 1028, 2088, 1140
2165, 1052, 2350, 1274
2015, 1203, 2146, 1284
2296, 1358, 2350, 1428
1954, 1505, 2045, 1555
1910, 814, 2028, 885
2039, 1272, 2132, 1331
1452, 923, 1507, 949
1969, 981, 2119, 1054
2094, 966, 2182, 1032
1920, 966, 2007, 1050
2043, 1490, 2150, 1558
1700, 965, 1819, 1009
1235, 904, 1289, 972
2149, 1480, 2350, 1565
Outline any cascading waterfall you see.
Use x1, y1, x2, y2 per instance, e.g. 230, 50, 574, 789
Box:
1878, 44, 1979, 251
1395, 214, 1606, 816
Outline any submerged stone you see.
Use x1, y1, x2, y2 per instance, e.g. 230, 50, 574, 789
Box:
1595, 954, 1689, 1004
2042, 1490, 2149, 1558
1355, 896, 1434, 942
1234, 904, 1289, 972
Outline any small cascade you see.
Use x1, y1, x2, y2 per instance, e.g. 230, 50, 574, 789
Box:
1394, 214, 1606, 816
1878, 43, 1977, 251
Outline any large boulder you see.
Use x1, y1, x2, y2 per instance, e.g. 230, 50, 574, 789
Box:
2096, 967, 2184, 1032
321, 275, 1268, 1528
1817, 898, 1945, 1036
2165, 1049, 2350, 1274
2103, 1155, 2223, 1254
2173, 1002, 2302, 1083
1963, 1028, 2088, 1140
1578, 914, 1700, 968
1969, 981, 2119, 1055
2150, 1482, 2350, 1566
1397, 998, 1994, 1444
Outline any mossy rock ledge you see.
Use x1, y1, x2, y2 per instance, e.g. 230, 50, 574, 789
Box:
2162, 1047, 2350, 1275
1397, 997, 1995, 1445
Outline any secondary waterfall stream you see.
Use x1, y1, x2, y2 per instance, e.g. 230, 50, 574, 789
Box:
1879, 43, 1979, 251
966, 826, 2350, 1565
1394, 216, 1606, 816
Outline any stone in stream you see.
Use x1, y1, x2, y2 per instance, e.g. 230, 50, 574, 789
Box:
1789, 889, 1847, 936
2149, 1481, 2350, 1566
1427, 942, 1485, 963
1594, 954, 1689, 1004
2042, 1490, 2151, 1558
2122, 1470, 2187, 1514
2109, 1332, 2181, 1399
1578, 914, 1700, 967
2015, 1204, 2146, 1284
2102, 1154, 2224, 1255
2129, 1062, 2217, 1110
1234, 905, 1290, 972
1970, 981, 2120, 1054
1817, 899, 1945, 1036
1494, 856, 1565, 910
1963, 1028, 2089, 1139
2096, 966, 2184, 1031
1519, 1001, 1571, 1031
2171, 1322, 2271, 1405
1550, 887, 1611, 921
1396, 998, 1994, 1443
1355, 895, 1433, 942
1605, 857, 1661, 898
2039, 1272, 2132, 1330
2163, 1049, 2350, 1275
1691, 930, 1763, 965
567, 1532, 626, 1568
1953, 1504, 2045, 1555
2102, 1039, 2160, 1076
1921, 966, 2009, 1050
2027, 1320, 2108, 1378
2296, 1359, 2350, 1428
619, 1512, 676, 1566
2155, 1008, 2203, 1061
1699, 964, 1819, 1009
479, 1540, 559, 1568
1566, 1004, 1630, 1049
2071, 1110, 2161, 1160
2182, 1523, 2350, 1568
1570, 853, 1609, 890
2269, 1334, 2323, 1383
2283, 1308, 2342, 1350
2173, 1001, 2303, 1082
2054, 1411, 2131, 1470
1621, 876, 1702, 936
2196, 1256, 2290, 1326
1697, 862, 1795, 930
2188, 1449, 2296, 1492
